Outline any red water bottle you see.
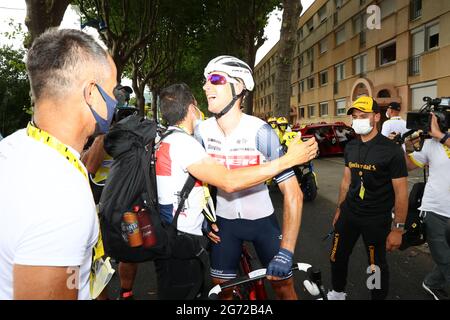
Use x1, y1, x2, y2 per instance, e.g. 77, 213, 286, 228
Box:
135, 206, 157, 248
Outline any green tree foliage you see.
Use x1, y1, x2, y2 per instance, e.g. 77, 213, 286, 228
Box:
23, 0, 279, 118
75, 0, 162, 81
204, 0, 281, 115
0, 46, 31, 136
0, 22, 32, 136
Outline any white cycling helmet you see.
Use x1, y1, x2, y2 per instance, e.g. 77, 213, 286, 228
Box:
204, 55, 254, 91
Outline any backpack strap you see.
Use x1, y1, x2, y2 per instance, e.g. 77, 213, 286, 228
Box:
172, 174, 197, 230
145, 128, 197, 229
142, 129, 176, 208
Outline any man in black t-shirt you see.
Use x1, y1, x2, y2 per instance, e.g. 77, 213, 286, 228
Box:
328, 96, 408, 300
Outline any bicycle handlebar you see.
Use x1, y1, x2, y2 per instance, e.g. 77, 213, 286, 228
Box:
208, 262, 327, 300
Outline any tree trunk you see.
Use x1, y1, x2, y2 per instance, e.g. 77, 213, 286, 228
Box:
151, 89, 159, 123
24, 0, 72, 47
131, 71, 146, 116
245, 39, 256, 116
274, 0, 302, 119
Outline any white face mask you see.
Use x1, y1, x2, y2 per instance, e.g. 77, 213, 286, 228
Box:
352, 118, 373, 135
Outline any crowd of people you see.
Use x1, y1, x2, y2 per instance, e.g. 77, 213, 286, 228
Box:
0, 28, 449, 301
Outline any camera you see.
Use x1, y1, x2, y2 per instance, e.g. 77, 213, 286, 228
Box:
406, 97, 450, 133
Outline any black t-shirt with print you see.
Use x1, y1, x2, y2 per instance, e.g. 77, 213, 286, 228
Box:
341, 133, 408, 217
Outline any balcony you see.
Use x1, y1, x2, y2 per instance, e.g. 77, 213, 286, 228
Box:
409, 55, 421, 76
410, 0, 422, 21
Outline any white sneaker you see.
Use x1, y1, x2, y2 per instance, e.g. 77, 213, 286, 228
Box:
327, 290, 347, 300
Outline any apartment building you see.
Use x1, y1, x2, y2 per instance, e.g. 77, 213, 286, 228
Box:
253, 0, 450, 126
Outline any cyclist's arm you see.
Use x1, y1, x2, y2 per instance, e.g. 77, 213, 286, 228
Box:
187, 152, 300, 193
277, 177, 303, 253
189, 123, 316, 192
14, 265, 78, 299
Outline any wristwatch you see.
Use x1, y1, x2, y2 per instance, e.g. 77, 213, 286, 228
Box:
393, 222, 405, 231
439, 132, 449, 144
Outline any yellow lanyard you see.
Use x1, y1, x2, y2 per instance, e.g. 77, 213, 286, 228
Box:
443, 145, 450, 159
26, 122, 109, 298
26, 122, 88, 181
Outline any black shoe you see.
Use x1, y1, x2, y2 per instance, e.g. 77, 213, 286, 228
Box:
422, 282, 449, 300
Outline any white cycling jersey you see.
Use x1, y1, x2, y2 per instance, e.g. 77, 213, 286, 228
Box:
195, 114, 294, 220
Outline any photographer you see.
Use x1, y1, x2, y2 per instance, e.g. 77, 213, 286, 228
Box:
382, 102, 408, 139
404, 113, 450, 300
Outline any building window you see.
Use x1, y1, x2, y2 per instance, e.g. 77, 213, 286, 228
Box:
307, 18, 314, 32
336, 99, 347, 115
360, 0, 366, 5
335, 27, 345, 46
308, 105, 316, 117
335, 0, 343, 9
307, 47, 314, 62
320, 70, 328, 86
410, 0, 422, 21
299, 107, 305, 119
378, 41, 396, 66
300, 80, 305, 92
335, 62, 345, 81
411, 81, 437, 110
298, 28, 304, 40
308, 77, 315, 89
380, 0, 395, 19
318, 4, 327, 24
319, 38, 328, 54
427, 24, 439, 49
354, 53, 367, 75
412, 21, 440, 55
353, 13, 366, 35
320, 102, 329, 116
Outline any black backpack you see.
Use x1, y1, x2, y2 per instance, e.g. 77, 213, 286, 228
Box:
399, 182, 427, 251
99, 115, 195, 263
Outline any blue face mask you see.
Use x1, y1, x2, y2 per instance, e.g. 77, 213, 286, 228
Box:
88, 84, 118, 134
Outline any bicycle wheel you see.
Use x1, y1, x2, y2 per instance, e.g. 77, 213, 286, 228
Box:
301, 172, 318, 202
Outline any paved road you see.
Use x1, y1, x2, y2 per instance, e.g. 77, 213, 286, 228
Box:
105, 157, 435, 300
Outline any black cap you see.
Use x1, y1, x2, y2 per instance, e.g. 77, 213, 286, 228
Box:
388, 102, 401, 111
116, 85, 133, 94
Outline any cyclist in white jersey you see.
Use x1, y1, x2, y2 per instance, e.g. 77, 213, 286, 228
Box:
197, 56, 314, 300
154, 83, 317, 299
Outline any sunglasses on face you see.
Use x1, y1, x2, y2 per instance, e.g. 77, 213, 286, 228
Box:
206, 73, 239, 86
